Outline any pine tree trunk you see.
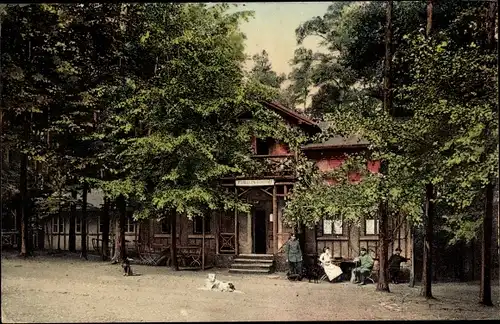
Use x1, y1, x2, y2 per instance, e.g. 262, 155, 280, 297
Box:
81, 181, 88, 259
69, 190, 77, 252
409, 226, 416, 287
377, 201, 390, 291
111, 217, 121, 263
57, 211, 61, 251
421, 183, 435, 299
117, 194, 127, 261
101, 197, 110, 261
19, 152, 29, 257
375, 0, 393, 293
170, 210, 178, 271
479, 0, 497, 307
384, 0, 393, 115
480, 183, 494, 306
426, 0, 433, 38
15, 195, 22, 252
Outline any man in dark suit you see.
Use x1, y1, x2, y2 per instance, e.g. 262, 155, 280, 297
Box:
388, 248, 408, 284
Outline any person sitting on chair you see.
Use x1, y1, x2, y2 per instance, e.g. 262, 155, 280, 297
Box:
388, 248, 408, 284
319, 247, 343, 282
351, 248, 374, 285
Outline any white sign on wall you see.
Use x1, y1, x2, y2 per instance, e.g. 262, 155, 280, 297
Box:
235, 179, 275, 187
323, 220, 333, 235
366, 219, 379, 235
323, 219, 343, 235
333, 220, 343, 235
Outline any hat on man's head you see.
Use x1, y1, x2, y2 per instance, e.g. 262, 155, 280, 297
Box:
395, 248, 402, 252
360, 247, 367, 252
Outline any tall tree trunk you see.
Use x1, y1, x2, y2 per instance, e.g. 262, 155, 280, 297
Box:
57, 211, 61, 251
480, 183, 494, 306
111, 216, 121, 263
117, 194, 127, 261
479, 0, 497, 305
69, 189, 77, 252
377, 201, 390, 291
81, 181, 88, 259
482, 0, 498, 305
419, 0, 435, 300
101, 197, 110, 261
19, 152, 29, 257
409, 226, 416, 287
376, 0, 393, 292
426, 0, 433, 38
421, 183, 435, 299
170, 210, 178, 271
384, 0, 393, 116
15, 194, 22, 252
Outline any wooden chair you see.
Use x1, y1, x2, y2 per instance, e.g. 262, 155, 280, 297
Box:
365, 273, 376, 284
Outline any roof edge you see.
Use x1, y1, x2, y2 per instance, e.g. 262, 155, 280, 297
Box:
262, 101, 319, 127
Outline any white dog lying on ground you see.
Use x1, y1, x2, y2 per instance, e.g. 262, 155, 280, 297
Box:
205, 273, 235, 292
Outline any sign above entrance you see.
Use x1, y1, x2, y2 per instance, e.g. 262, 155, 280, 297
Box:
235, 179, 275, 187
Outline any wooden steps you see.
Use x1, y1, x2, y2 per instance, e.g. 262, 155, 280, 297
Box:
229, 254, 275, 274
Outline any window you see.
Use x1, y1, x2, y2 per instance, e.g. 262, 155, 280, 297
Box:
126, 218, 136, 233
98, 217, 108, 233
193, 215, 211, 234
323, 219, 343, 235
53, 217, 65, 233
365, 218, 379, 235
255, 138, 271, 155
76, 217, 81, 233
161, 218, 171, 234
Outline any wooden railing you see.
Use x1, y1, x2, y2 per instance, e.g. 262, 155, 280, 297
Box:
1, 231, 18, 248
252, 155, 295, 177
219, 232, 235, 253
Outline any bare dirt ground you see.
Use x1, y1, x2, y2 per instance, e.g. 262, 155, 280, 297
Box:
2, 252, 499, 322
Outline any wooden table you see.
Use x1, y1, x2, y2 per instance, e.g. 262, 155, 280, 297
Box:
176, 246, 202, 268
332, 259, 357, 281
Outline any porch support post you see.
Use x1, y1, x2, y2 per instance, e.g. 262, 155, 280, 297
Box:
234, 187, 238, 255
202, 214, 205, 270
273, 185, 278, 254
215, 211, 219, 255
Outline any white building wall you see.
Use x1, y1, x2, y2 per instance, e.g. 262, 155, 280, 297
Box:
45, 212, 138, 252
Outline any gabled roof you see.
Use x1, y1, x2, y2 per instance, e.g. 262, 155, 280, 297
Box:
262, 101, 318, 127
301, 120, 370, 151
258, 102, 371, 150
301, 136, 370, 151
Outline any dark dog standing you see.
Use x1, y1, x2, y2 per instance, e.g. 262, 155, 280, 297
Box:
122, 258, 133, 276
303, 263, 322, 283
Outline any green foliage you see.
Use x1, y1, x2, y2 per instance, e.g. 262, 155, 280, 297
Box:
285, 0, 497, 245
249, 50, 286, 89
81, 3, 291, 221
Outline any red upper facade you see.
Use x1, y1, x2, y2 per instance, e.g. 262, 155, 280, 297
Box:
249, 101, 380, 177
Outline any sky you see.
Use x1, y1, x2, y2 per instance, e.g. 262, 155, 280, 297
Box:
226, 2, 332, 76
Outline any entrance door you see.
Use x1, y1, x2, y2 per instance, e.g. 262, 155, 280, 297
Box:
253, 209, 267, 254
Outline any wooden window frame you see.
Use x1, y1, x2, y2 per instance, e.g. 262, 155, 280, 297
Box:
53, 217, 65, 233
98, 217, 104, 233
125, 218, 136, 234
364, 217, 379, 236
76, 217, 82, 233
318, 216, 345, 237
160, 218, 171, 234
193, 215, 211, 234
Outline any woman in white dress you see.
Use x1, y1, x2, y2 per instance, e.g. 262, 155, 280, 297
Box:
319, 247, 343, 282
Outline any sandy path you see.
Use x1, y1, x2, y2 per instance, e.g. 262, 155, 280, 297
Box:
1, 254, 499, 322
